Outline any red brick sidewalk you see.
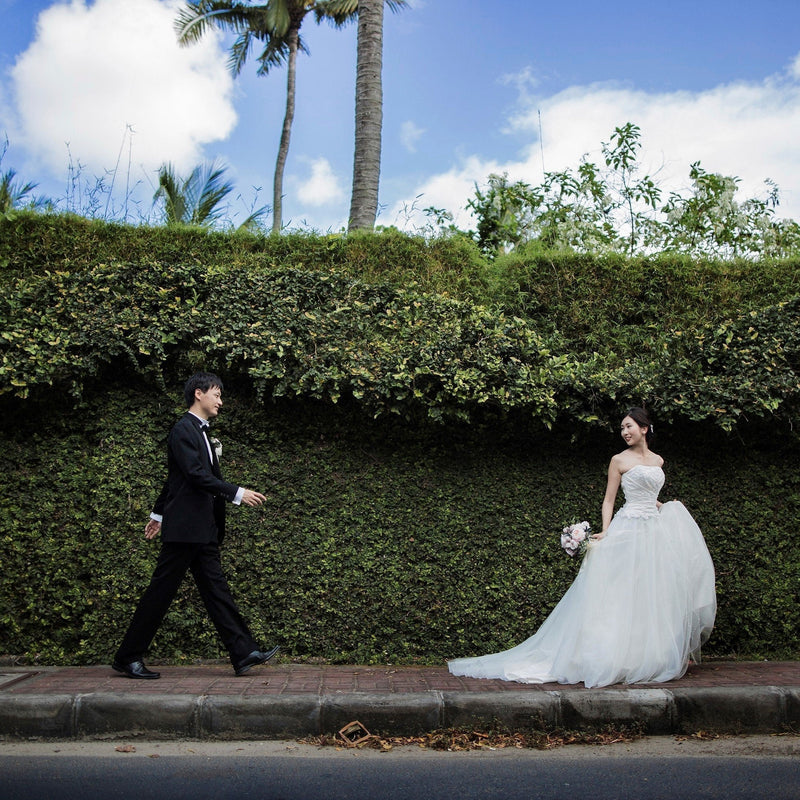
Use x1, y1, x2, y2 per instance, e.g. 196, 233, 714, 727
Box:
3, 660, 798, 697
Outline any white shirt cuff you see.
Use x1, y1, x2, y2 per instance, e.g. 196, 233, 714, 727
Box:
150, 512, 163, 523
233, 487, 245, 505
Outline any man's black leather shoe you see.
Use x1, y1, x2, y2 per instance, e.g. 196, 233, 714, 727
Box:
234, 646, 280, 676
112, 660, 161, 680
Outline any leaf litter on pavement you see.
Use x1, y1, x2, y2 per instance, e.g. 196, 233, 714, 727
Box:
300, 721, 647, 752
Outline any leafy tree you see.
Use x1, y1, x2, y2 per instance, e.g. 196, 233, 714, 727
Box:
600, 122, 661, 255
661, 163, 741, 255
531, 123, 660, 255
533, 159, 618, 252
466, 173, 542, 254
760, 212, 800, 259
464, 122, 800, 260
660, 163, 800, 258
467, 161, 625, 256
466, 124, 660, 256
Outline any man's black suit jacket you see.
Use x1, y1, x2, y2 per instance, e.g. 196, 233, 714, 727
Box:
152, 412, 239, 545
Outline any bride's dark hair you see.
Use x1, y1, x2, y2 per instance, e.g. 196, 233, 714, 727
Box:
625, 406, 654, 444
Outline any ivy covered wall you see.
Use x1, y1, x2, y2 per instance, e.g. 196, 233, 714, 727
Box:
1, 389, 797, 665
0, 213, 798, 664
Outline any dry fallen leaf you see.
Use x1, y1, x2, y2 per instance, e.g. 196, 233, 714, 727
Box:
300, 722, 646, 752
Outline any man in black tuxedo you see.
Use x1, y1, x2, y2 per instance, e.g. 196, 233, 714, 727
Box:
113, 372, 279, 679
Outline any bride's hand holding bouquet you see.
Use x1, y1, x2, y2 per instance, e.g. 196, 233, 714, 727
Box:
560, 521, 594, 557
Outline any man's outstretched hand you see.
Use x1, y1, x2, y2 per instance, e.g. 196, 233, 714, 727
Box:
241, 489, 267, 507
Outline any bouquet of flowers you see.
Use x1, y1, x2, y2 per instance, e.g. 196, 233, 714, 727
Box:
561, 520, 592, 557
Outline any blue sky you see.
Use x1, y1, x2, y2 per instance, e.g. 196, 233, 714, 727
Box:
1, 0, 800, 232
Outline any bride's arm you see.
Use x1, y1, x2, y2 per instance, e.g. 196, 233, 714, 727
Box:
655, 456, 665, 509
595, 457, 622, 538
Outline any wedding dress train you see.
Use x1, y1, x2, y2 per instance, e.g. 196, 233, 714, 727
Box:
447, 465, 716, 688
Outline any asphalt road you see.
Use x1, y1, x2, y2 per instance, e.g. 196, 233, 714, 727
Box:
1, 736, 797, 800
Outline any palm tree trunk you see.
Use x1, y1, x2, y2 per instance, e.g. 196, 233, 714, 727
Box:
272, 27, 299, 235
348, 0, 384, 231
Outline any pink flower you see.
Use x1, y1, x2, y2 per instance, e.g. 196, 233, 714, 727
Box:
560, 520, 593, 557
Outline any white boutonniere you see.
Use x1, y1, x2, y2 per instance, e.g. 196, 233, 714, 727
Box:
209, 437, 222, 460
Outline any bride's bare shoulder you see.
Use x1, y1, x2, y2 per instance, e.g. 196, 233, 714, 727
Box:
609, 452, 628, 473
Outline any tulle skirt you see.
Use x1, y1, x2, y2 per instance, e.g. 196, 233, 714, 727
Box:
447, 501, 716, 688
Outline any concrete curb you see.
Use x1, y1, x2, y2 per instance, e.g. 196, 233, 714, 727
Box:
1, 686, 798, 740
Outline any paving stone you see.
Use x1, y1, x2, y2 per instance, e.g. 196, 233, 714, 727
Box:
0, 661, 797, 739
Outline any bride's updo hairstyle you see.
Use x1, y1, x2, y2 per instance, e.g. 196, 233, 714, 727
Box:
625, 406, 654, 444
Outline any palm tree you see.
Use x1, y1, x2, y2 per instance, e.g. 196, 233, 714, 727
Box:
0, 169, 40, 216
176, 1, 359, 235
321, 0, 406, 231
0, 138, 43, 215
154, 161, 267, 229
154, 160, 236, 227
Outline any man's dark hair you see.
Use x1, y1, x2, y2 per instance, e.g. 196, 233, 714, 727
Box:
184, 372, 223, 407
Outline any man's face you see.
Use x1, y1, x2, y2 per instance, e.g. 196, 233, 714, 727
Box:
195, 385, 223, 420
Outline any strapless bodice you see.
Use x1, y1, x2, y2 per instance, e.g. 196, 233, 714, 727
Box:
617, 464, 664, 518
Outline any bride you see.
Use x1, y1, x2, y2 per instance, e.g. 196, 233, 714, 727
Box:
447, 408, 717, 688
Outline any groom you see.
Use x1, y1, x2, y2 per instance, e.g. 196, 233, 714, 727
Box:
113, 372, 279, 679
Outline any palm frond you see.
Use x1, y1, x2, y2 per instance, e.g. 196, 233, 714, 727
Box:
192, 161, 235, 225
154, 163, 188, 225
175, 1, 257, 45
255, 37, 294, 73
0, 169, 39, 214
180, 164, 204, 219
228, 31, 254, 76
263, 1, 291, 37
154, 161, 235, 227
177, 1, 315, 75
316, 0, 407, 27
315, 0, 357, 25
236, 203, 270, 232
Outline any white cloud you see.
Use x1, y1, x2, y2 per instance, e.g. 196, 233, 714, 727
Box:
392, 55, 800, 230
499, 66, 540, 109
400, 120, 425, 153
295, 156, 345, 206
388, 154, 504, 230
8, 0, 236, 178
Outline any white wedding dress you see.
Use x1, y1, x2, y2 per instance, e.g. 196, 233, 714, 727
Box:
448, 465, 716, 688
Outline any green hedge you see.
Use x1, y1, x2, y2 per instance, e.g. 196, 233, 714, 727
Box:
0, 213, 798, 665
0, 387, 797, 665
485, 248, 800, 356
1, 259, 798, 432
5, 213, 800, 356
0, 211, 486, 297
